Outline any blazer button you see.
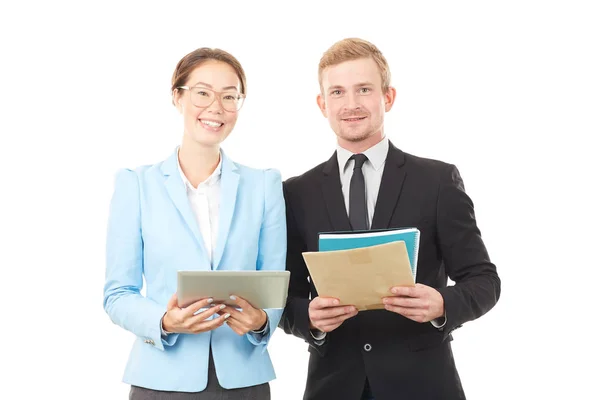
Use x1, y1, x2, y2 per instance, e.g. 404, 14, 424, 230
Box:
364, 343, 372, 352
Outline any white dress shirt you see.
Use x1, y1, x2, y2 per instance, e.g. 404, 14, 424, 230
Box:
336, 138, 389, 230
310, 138, 445, 342
160, 153, 222, 337
177, 152, 222, 264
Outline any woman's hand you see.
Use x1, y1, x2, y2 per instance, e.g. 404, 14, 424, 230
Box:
162, 293, 230, 334
218, 295, 267, 336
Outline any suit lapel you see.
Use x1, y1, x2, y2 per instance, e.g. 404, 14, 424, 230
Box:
161, 150, 211, 265
321, 152, 352, 232
213, 153, 239, 270
371, 141, 407, 230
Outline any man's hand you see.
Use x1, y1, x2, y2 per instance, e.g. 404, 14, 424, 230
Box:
217, 295, 268, 336
382, 284, 445, 323
162, 293, 230, 334
309, 297, 358, 333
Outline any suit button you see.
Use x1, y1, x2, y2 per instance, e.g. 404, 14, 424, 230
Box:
364, 343, 372, 352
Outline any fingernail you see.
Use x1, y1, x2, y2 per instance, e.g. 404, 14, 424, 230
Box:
229, 295, 237, 300
207, 298, 214, 303
224, 313, 231, 319
219, 304, 226, 310
346, 307, 354, 313
383, 299, 389, 304
333, 299, 339, 305
391, 288, 398, 294
210, 304, 216, 307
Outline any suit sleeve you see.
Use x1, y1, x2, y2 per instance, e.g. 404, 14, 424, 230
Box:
245, 169, 287, 351
278, 181, 328, 355
436, 164, 501, 336
103, 169, 178, 351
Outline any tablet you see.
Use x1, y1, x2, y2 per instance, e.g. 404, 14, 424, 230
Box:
177, 270, 290, 309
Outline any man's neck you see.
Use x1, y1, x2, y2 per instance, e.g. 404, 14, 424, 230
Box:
337, 131, 386, 154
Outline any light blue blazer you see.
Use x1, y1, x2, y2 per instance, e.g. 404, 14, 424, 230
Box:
103, 148, 286, 392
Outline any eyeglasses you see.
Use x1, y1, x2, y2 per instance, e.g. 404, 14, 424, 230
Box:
177, 86, 246, 112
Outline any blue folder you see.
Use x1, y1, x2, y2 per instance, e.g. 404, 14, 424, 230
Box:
318, 228, 421, 278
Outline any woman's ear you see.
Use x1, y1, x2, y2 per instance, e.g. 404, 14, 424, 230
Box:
173, 89, 183, 113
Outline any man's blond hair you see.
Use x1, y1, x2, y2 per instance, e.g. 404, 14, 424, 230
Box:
318, 38, 391, 92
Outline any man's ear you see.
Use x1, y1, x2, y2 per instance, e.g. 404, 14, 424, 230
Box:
384, 86, 397, 112
317, 93, 327, 118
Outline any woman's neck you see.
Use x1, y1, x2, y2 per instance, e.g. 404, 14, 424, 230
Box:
178, 141, 221, 188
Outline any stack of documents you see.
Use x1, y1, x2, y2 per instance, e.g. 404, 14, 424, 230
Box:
302, 228, 420, 310
319, 228, 420, 278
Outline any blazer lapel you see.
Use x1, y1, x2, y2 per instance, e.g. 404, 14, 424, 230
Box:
321, 152, 352, 232
371, 141, 407, 230
213, 152, 239, 270
161, 150, 211, 265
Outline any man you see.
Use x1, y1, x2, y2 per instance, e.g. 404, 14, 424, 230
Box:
279, 38, 501, 400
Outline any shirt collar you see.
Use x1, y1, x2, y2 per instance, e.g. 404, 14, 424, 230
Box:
336, 137, 389, 172
177, 148, 222, 190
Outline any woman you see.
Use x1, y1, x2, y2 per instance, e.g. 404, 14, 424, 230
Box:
103, 47, 285, 399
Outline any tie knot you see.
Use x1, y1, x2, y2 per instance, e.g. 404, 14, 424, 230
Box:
351, 153, 368, 170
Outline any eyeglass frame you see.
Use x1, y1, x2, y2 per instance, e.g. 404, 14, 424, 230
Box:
176, 85, 246, 112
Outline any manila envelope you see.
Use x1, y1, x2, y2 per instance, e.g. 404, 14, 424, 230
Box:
302, 241, 415, 311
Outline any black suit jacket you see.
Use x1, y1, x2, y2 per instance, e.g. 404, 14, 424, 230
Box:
279, 142, 501, 400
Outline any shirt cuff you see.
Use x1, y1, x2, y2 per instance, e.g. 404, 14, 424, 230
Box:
160, 312, 171, 338
430, 311, 447, 329
310, 328, 327, 345
251, 313, 269, 334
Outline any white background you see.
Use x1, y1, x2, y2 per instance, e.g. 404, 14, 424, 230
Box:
1, 1, 599, 399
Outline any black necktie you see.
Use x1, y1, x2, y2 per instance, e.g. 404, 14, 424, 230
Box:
349, 153, 368, 231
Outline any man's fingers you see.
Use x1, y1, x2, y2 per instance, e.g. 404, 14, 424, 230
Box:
314, 309, 358, 328
312, 305, 356, 321
310, 297, 341, 310
318, 322, 343, 333
390, 286, 420, 297
383, 296, 422, 308
385, 305, 422, 318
